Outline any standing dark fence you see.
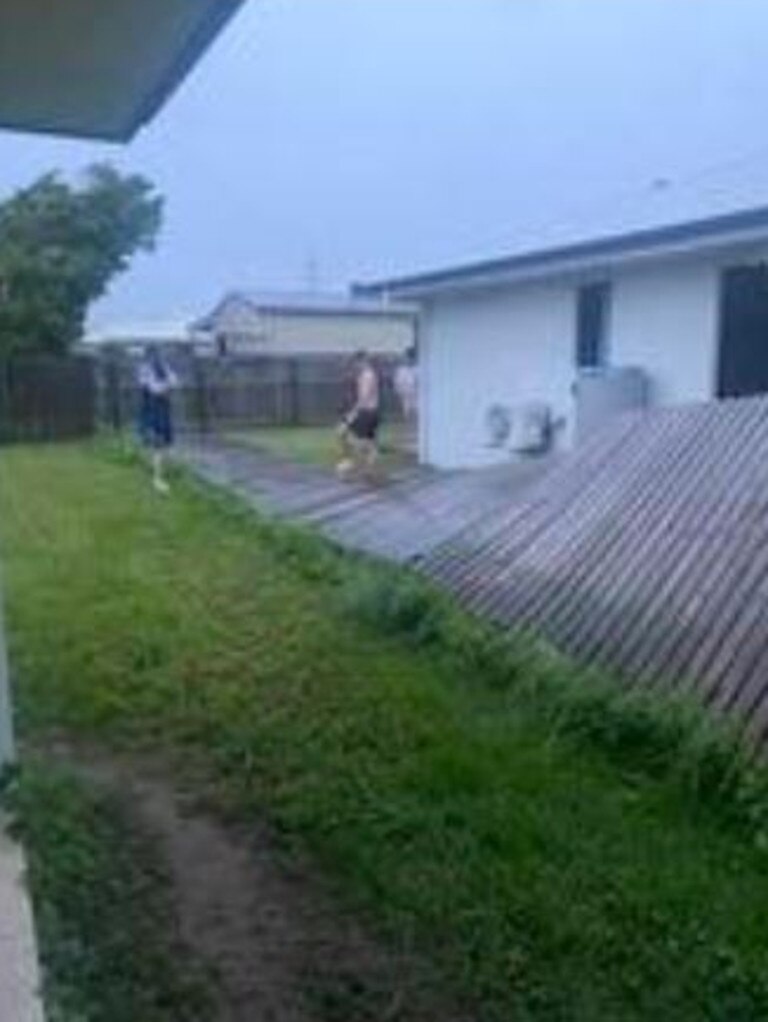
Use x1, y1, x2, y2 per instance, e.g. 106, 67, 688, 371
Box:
98, 352, 402, 434
0, 356, 97, 443
0, 351, 401, 445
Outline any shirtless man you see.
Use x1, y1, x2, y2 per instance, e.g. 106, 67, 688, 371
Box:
337, 350, 381, 478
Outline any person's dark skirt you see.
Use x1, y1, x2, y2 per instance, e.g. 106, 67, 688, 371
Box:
139, 392, 174, 448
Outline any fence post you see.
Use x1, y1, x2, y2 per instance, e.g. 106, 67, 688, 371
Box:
193, 357, 210, 436
273, 359, 286, 425
288, 359, 300, 426
0, 573, 16, 770
106, 357, 122, 431
83, 356, 98, 437
0, 360, 7, 445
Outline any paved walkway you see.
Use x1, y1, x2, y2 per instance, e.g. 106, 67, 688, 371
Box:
0, 818, 45, 1022
0, 586, 45, 1022
177, 439, 551, 563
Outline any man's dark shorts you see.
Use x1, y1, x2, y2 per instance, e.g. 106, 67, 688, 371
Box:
347, 409, 380, 441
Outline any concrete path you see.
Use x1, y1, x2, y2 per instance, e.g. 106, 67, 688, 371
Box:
0, 817, 45, 1022
0, 583, 45, 1021
177, 439, 551, 564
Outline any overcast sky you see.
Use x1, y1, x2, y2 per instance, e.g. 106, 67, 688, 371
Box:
1, 0, 767, 327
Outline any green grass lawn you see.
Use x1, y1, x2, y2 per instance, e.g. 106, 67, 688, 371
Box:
225, 423, 415, 471
1, 443, 768, 1020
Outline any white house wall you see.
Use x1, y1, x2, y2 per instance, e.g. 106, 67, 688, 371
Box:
610, 260, 719, 406
419, 254, 726, 469
420, 281, 576, 468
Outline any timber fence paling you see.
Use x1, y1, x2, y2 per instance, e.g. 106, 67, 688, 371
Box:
620, 400, 768, 689
0, 354, 96, 444
470, 409, 689, 640
425, 414, 642, 592
419, 395, 768, 744
548, 404, 726, 665
96, 352, 402, 434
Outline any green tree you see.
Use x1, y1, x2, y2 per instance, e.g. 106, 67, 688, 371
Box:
0, 164, 163, 356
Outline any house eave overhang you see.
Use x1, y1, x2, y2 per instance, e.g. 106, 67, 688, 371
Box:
0, 0, 244, 142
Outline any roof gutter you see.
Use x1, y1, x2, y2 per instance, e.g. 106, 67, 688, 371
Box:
358, 211, 768, 301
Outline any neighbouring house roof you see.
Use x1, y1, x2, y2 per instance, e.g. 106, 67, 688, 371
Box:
357, 204, 768, 300
83, 319, 200, 347
0, 0, 244, 141
193, 290, 418, 332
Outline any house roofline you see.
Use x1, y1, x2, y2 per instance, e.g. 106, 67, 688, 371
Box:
356, 205, 768, 299
192, 291, 418, 332
244, 302, 417, 319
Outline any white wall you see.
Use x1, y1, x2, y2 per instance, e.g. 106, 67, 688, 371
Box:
419, 253, 726, 469
610, 260, 719, 406
420, 280, 576, 468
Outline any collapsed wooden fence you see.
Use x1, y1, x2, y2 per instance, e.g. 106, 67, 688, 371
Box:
179, 397, 768, 748
423, 396, 768, 747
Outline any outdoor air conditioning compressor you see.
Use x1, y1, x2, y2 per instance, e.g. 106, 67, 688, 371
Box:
484, 402, 551, 454
574, 366, 649, 444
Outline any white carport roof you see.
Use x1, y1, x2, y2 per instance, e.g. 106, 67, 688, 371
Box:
0, 0, 244, 141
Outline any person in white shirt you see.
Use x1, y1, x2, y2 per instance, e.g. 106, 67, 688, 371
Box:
394, 346, 418, 422
137, 346, 178, 493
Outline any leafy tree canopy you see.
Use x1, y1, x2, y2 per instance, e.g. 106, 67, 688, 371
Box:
0, 164, 163, 356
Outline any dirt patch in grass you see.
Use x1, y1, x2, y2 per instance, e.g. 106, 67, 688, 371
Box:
45, 739, 472, 1022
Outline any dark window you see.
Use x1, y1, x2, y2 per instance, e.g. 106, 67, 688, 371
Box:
576, 282, 611, 369
718, 265, 768, 398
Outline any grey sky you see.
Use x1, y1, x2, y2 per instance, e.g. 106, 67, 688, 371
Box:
1, 0, 767, 327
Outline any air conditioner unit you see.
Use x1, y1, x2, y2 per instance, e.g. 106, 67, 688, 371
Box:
574, 367, 648, 444
484, 402, 551, 453
509, 402, 551, 453
484, 404, 513, 448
